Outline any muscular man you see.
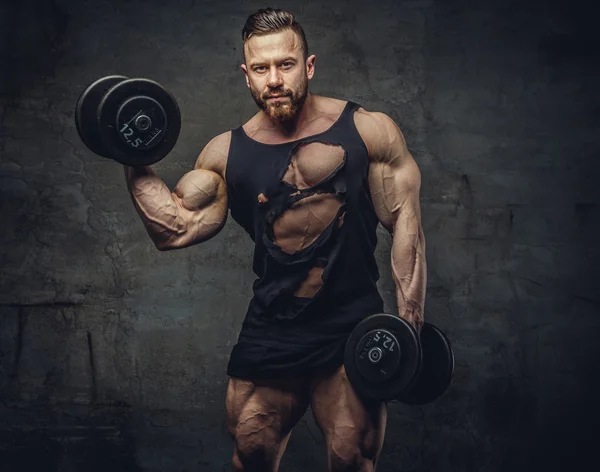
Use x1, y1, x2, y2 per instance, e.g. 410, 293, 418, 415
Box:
124, 8, 426, 472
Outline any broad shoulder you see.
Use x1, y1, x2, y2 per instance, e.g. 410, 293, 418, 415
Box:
353, 107, 408, 163
194, 131, 231, 178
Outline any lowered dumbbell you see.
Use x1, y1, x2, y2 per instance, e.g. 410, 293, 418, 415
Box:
344, 313, 454, 405
74, 75, 181, 166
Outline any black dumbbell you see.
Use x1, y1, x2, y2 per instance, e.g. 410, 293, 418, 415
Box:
344, 313, 454, 405
75, 75, 181, 166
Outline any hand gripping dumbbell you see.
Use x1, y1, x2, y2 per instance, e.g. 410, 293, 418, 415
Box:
74, 75, 181, 166
344, 314, 455, 405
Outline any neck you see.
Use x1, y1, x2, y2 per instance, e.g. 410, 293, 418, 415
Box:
262, 92, 316, 138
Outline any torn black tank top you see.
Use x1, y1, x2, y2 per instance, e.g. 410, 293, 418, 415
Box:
224, 101, 384, 377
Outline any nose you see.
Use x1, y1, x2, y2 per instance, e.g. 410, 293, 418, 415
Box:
266, 67, 284, 88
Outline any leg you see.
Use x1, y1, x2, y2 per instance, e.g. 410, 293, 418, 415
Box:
226, 375, 310, 472
310, 364, 387, 472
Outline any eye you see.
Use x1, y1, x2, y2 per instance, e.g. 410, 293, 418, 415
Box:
254, 66, 266, 72
282, 62, 294, 68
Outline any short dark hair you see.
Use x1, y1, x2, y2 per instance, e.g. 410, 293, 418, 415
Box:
242, 8, 309, 62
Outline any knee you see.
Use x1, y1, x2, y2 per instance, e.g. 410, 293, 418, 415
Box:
330, 446, 365, 472
233, 415, 280, 469
329, 434, 380, 472
235, 434, 276, 467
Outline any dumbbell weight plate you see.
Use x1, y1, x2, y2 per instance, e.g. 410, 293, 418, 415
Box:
344, 314, 422, 401
97, 78, 181, 166
115, 95, 167, 151
75, 75, 128, 157
396, 323, 454, 405
354, 328, 401, 383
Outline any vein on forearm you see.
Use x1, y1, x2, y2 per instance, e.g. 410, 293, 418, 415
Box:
130, 177, 185, 234
391, 204, 427, 317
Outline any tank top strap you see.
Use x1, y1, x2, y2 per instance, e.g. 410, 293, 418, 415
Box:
230, 125, 247, 141
344, 100, 362, 113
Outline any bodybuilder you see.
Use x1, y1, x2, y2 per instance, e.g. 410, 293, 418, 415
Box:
124, 8, 426, 472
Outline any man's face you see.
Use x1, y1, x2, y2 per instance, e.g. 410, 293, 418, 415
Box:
241, 29, 315, 123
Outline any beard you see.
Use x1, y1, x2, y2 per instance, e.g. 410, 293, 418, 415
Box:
250, 76, 308, 124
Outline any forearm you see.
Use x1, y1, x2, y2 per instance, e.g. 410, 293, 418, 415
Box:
124, 165, 187, 248
391, 210, 427, 331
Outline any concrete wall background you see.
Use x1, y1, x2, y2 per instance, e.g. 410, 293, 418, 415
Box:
1, 0, 598, 470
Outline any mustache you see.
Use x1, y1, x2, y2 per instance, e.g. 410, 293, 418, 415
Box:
263, 91, 291, 99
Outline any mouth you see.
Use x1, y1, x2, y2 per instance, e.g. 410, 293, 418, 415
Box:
267, 95, 289, 101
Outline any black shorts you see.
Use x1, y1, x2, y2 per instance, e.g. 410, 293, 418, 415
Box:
226, 291, 383, 379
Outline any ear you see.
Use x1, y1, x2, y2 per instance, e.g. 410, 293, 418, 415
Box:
240, 64, 250, 88
306, 54, 316, 80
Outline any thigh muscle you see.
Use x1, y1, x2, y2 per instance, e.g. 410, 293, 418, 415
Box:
310, 365, 387, 471
226, 376, 310, 450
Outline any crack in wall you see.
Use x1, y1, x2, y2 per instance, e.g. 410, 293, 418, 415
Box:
86, 331, 97, 403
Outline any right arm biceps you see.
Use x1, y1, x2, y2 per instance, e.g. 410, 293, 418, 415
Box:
163, 169, 228, 250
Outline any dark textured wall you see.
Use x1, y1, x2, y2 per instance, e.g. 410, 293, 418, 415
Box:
1, 0, 598, 471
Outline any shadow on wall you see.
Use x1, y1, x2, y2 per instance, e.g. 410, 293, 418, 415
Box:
1, 0, 70, 98
0, 409, 142, 472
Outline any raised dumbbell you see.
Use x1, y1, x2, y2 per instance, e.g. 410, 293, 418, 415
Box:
344, 313, 455, 405
74, 75, 181, 166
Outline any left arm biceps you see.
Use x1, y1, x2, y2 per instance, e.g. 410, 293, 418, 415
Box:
367, 113, 422, 233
